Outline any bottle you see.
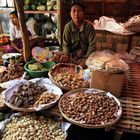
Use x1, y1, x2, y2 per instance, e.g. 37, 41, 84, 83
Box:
41, 27, 45, 37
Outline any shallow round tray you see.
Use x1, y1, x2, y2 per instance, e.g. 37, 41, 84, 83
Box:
2, 53, 22, 61
48, 63, 87, 91
59, 88, 122, 129
2, 78, 63, 112
4, 99, 59, 112
3, 101, 35, 112
48, 63, 78, 91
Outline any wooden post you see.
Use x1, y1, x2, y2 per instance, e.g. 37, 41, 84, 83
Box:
14, 0, 31, 62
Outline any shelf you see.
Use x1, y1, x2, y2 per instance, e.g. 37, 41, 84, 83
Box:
24, 10, 59, 14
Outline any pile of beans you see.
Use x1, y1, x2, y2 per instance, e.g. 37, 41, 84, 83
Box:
60, 91, 119, 126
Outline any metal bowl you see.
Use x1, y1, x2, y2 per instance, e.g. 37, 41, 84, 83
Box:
45, 46, 62, 52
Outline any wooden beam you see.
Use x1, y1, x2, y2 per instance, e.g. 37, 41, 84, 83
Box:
14, 0, 31, 62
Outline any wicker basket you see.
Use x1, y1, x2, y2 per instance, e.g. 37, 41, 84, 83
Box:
4, 101, 35, 112
59, 88, 122, 128
48, 63, 80, 91
4, 99, 59, 112
2, 78, 63, 112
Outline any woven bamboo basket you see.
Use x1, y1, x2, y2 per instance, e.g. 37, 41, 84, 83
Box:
4, 98, 60, 112
48, 63, 82, 91
4, 101, 35, 112
2, 77, 63, 112
59, 88, 122, 128
95, 30, 132, 52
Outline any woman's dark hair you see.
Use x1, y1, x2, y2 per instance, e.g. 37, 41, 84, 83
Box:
9, 11, 18, 18
71, 2, 84, 11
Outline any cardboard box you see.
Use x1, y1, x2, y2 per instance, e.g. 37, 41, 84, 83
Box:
90, 70, 125, 97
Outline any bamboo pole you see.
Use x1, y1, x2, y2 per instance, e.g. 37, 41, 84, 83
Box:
14, 0, 31, 62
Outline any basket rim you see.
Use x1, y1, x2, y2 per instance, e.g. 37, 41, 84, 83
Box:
4, 101, 35, 112
0, 95, 8, 111
58, 88, 122, 128
48, 63, 84, 91
3, 94, 60, 112
48, 72, 71, 91
4, 99, 60, 112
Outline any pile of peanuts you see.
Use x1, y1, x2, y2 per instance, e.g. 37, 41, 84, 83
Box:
0, 63, 24, 83
1, 114, 65, 140
34, 91, 59, 107
60, 91, 119, 126
53, 72, 89, 90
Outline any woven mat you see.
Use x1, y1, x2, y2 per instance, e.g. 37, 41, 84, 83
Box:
116, 63, 140, 133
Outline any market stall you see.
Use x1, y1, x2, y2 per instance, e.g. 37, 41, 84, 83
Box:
0, 0, 140, 140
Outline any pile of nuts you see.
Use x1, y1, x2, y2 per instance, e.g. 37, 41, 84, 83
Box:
34, 91, 59, 107
0, 95, 5, 108
60, 91, 119, 126
8, 81, 47, 108
1, 114, 65, 140
0, 63, 24, 83
53, 72, 89, 90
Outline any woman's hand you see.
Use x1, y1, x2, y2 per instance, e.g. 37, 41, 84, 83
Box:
76, 49, 84, 58
17, 49, 23, 53
60, 55, 70, 63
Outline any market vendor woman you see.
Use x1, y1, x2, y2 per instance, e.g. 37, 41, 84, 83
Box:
62, 2, 96, 64
8, 11, 31, 53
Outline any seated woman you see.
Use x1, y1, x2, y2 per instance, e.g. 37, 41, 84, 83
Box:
62, 2, 96, 67
7, 11, 31, 53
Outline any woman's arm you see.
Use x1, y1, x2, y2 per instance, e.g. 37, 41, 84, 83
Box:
11, 40, 22, 53
62, 24, 71, 56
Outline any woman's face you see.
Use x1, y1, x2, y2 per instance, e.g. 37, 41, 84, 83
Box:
70, 5, 84, 25
10, 14, 18, 26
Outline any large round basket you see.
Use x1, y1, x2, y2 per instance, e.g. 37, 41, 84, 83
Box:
2, 78, 63, 112
3, 99, 59, 112
59, 88, 122, 129
48, 63, 78, 91
48, 63, 89, 92
3, 101, 35, 112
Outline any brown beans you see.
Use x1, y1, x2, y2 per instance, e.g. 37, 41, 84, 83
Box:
60, 91, 119, 126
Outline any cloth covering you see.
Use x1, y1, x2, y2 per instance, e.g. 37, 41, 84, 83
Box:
93, 16, 135, 35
